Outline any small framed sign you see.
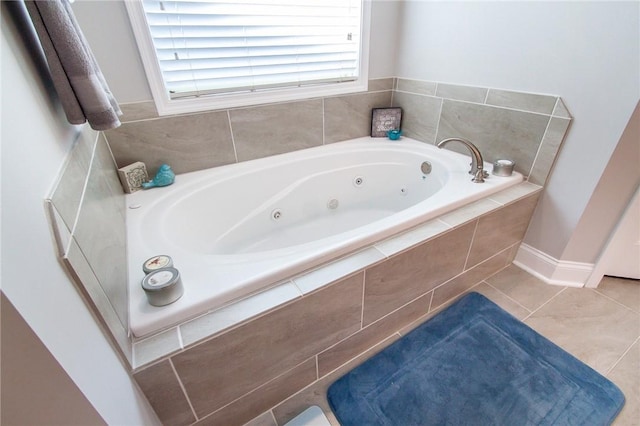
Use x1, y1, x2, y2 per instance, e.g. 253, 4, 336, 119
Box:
371, 107, 402, 137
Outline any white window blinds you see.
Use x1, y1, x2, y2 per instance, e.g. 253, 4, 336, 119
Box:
141, 0, 363, 99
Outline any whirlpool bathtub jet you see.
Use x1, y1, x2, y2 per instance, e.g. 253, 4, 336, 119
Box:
127, 137, 523, 337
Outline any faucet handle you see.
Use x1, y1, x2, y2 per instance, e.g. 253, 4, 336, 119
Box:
472, 169, 487, 183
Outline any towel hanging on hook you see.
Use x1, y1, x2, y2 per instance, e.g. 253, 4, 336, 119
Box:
24, 0, 122, 130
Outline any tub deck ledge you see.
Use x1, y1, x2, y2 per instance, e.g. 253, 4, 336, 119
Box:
131, 181, 542, 369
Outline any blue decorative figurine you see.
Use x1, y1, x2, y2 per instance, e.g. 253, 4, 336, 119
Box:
387, 129, 402, 140
142, 164, 175, 189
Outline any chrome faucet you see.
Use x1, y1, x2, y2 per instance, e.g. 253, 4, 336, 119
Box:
437, 137, 487, 183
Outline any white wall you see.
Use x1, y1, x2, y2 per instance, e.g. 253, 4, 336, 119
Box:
0, 4, 158, 425
394, 1, 640, 261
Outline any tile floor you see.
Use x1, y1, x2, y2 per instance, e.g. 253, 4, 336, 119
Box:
480, 266, 640, 426
266, 265, 640, 426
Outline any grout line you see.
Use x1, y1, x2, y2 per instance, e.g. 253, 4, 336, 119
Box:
482, 280, 533, 315
462, 220, 479, 271
591, 288, 640, 315
390, 82, 395, 106
483, 88, 491, 104
201, 356, 318, 423
315, 355, 320, 380
521, 286, 568, 322
322, 97, 326, 145
392, 88, 555, 117
227, 109, 239, 163
68, 131, 99, 239
360, 270, 366, 328
551, 97, 561, 117
427, 290, 434, 312
176, 326, 185, 349
526, 113, 553, 180
605, 335, 640, 376
432, 97, 444, 144
269, 410, 278, 426
170, 358, 199, 421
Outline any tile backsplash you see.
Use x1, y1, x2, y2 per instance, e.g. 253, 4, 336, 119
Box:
105, 78, 570, 186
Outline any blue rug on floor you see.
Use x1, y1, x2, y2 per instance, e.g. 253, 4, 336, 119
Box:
327, 292, 625, 425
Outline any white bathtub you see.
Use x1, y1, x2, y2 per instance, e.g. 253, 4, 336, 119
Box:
127, 137, 522, 337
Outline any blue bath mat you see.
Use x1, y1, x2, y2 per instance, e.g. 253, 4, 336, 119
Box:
327, 292, 624, 425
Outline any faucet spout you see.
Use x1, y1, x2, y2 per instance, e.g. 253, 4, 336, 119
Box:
437, 137, 486, 183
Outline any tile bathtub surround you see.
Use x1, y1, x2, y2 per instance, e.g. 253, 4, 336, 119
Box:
105, 78, 396, 173
105, 111, 236, 175
436, 99, 551, 176
362, 221, 476, 326
106, 79, 569, 187
230, 99, 324, 161
46, 126, 131, 364
393, 79, 572, 184
131, 191, 540, 425
172, 272, 364, 417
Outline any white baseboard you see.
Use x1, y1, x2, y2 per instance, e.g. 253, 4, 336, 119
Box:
514, 244, 594, 288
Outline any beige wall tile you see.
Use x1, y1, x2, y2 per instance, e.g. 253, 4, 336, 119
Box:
133, 328, 181, 369
324, 91, 392, 143
231, 100, 323, 161
391, 91, 441, 143
438, 198, 501, 228
436, 100, 550, 176
133, 360, 196, 426
171, 273, 364, 417
293, 248, 385, 295
118, 101, 158, 122
180, 283, 302, 348
466, 193, 539, 267
396, 78, 437, 96
64, 239, 132, 365
194, 358, 316, 426
528, 117, 571, 185
47, 202, 71, 256
105, 111, 236, 175
272, 334, 402, 426
436, 83, 487, 103
73, 135, 128, 328
368, 78, 394, 92
552, 98, 571, 118
318, 292, 430, 377
374, 219, 451, 258
487, 181, 541, 205
485, 89, 557, 114
363, 222, 475, 326
50, 126, 96, 230
431, 247, 511, 309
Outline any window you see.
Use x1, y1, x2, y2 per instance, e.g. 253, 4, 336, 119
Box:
126, 0, 370, 115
